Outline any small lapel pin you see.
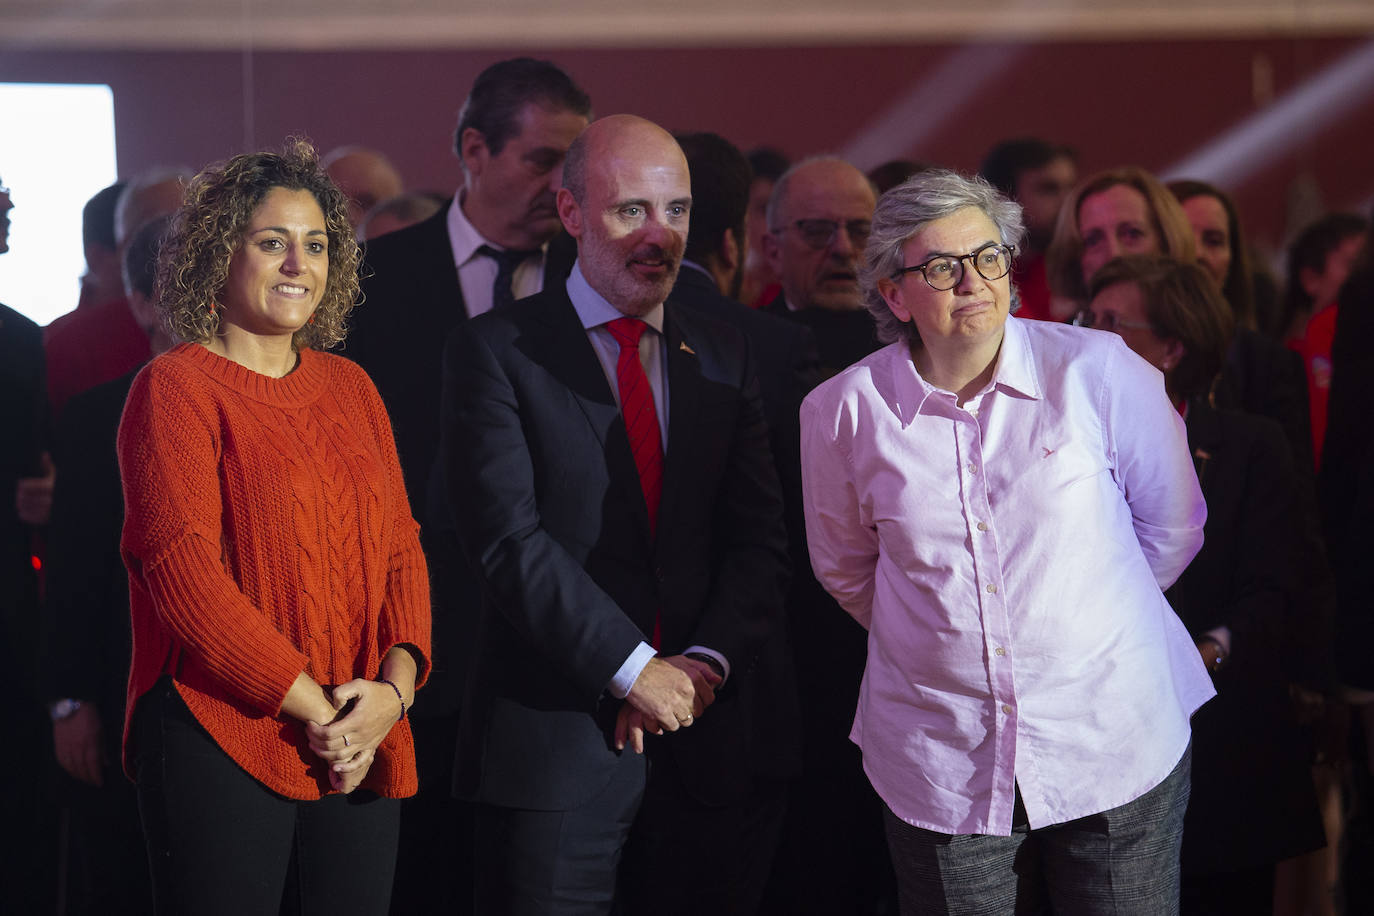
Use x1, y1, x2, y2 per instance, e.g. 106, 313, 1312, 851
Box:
679, 341, 696, 356
1193, 448, 1212, 461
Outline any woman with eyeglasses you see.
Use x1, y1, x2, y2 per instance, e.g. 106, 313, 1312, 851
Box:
1086, 254, 1326, 915
800, 170, 1213, 915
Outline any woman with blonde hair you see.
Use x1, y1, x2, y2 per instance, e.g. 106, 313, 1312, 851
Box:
1050, 165, 1313, 472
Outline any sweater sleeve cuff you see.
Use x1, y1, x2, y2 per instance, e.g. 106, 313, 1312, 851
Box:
379, 527, 433, 689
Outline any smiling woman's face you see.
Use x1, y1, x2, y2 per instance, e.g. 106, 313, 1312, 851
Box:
219, 186, 328, 340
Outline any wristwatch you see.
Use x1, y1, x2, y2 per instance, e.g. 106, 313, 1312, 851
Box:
49, 698, 83, 722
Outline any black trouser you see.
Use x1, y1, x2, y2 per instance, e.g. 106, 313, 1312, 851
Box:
132, 680, 400, 916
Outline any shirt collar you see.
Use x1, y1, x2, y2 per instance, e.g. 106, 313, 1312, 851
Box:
888, 315, 1042, 426
566, 261, 665, 334
991, 316, 1043, 401
445, 188, 546, 267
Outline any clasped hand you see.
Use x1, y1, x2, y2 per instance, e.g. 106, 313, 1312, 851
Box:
615, 655, 723, 754
305, 679, 402, 794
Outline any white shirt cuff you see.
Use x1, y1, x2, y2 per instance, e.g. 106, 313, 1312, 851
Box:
684, 645, 730, 683
608, 641, 657, 699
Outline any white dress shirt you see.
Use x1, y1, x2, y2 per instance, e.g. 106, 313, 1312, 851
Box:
446, 191, 547, 318
800, 316, 1215, 836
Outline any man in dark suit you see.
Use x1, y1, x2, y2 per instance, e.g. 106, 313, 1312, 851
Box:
665, 131, 815, 913
1, 173, 60, 914
755, 156, 897, 914
760, 156, 881, 380
439, 114, 789, 916
43, 216, 169, 915
347, 58, 590, 912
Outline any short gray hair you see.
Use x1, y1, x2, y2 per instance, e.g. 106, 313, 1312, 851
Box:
862, 169, 1025, 345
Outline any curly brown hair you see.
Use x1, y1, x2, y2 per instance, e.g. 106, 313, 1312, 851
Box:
156, 138, 360, 351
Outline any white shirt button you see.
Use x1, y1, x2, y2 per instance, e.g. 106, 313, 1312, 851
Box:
1002, 704, 1013, 715
977, 521, 989, 532
986, 584, 998, 594
995, 647, 1006, 657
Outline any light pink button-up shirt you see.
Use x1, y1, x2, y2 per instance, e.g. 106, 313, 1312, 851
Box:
800, 316, 1215, 836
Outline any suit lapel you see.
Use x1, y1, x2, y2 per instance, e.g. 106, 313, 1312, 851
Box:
658, 307, 707, 544
530, 288, 655, 542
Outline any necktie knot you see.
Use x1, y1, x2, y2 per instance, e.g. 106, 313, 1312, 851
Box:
607, 316, 649, 350
478, 244, 539, 310
478, 244, 537, 271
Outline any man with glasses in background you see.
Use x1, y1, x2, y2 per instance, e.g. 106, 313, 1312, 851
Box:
760, 156, 880, 380
753, 157, 899, 913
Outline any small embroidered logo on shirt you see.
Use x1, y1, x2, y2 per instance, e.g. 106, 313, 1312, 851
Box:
1042, 447, 1055, 458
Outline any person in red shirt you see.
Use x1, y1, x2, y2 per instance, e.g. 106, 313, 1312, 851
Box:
979, 137, 1078, 322
1282, 213, 1368, 465
44, 169, 188, 418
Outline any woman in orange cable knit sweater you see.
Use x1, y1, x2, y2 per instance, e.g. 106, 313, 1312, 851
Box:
117, 140, 430, 915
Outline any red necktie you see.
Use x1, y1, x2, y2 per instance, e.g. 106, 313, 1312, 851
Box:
606, 318, 664, 534
607, 317, 664, 648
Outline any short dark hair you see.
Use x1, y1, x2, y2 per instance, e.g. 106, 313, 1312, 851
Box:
1168, 179, 1257, 330
122, 213, 169, 300
83, 181, 127, 251
746, 147, 790, 184
453, 58, 591, 162
1281, 212, 1369, 328
979, 138, 1075, 199
1089, 254, 1234, 400
675, 132, 751, 268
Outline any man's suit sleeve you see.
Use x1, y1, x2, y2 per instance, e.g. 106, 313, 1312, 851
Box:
439, 321, 648, 702
677, 332, 790, 671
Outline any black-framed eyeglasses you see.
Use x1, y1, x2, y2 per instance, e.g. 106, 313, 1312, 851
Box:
893, 242, 1015, 291
1071, 309, 1155, 334
773, 218, 872, 251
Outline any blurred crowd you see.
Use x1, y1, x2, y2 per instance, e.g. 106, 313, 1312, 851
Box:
1, 53, 1372, 915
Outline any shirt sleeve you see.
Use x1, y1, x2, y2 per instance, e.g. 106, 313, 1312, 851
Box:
800, 392, 879, 629
1101, 340, 1207, 589
117, 366, 309, 717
